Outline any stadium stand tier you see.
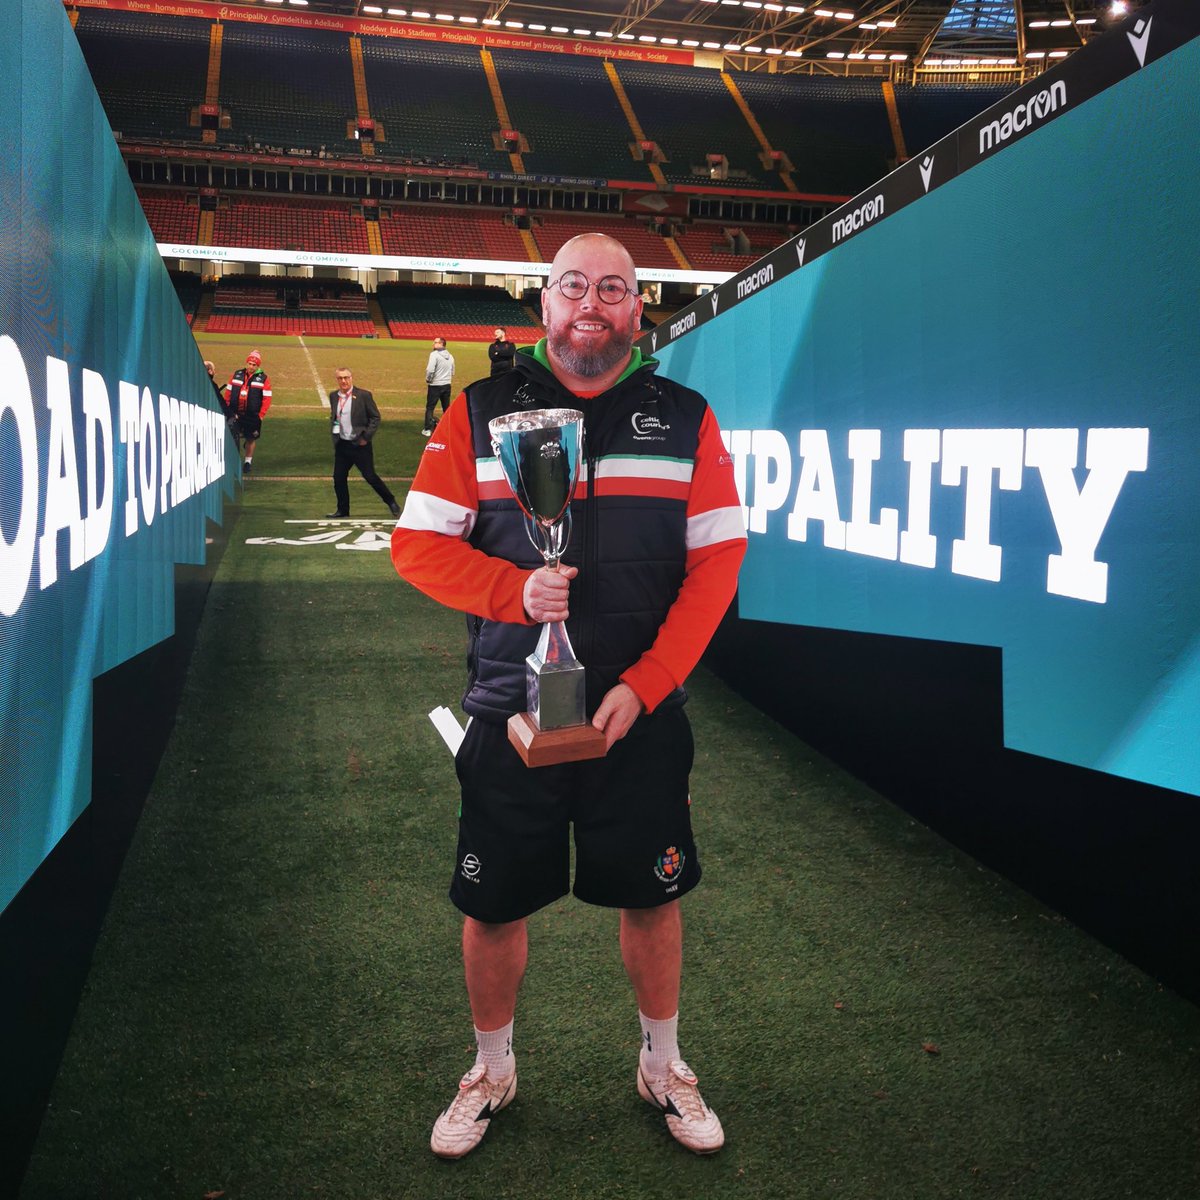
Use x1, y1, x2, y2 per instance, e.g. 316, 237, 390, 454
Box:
732, 74, 895, 197
78, 12, 1026, 281
892, 82, 1018, 157
74, 10, 209, 142
531, 213, 679, 270
378, 203, 530, 261
78, 14, 1024, 209
613, 60, 778, 190
207, 276, 374, 337
376, 283, 541, 342
674, 221, 792, 271
490, 51, 638, 181
136, 187, 199, 245
213, 194, 372, 255
219, 25, 358, 153
359, 39, 509, 169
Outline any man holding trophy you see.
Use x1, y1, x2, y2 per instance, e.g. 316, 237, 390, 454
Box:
392, 233, 746, 1159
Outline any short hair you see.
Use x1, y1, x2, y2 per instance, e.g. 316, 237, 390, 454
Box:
434, 337, 446, 347
334, 366, 352, 375
203, 360, 215, 372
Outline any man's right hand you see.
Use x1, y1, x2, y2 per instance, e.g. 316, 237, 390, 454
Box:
523, 565, 578, 623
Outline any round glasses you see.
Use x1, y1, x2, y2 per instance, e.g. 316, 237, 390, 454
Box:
546, 271, 635, 305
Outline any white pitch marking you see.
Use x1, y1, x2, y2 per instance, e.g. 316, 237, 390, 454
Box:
298, 335, 329, 407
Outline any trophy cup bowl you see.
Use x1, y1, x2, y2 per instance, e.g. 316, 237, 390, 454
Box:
488, 408, 607, 768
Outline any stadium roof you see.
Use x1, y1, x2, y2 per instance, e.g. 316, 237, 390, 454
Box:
188, 0, 1141, 73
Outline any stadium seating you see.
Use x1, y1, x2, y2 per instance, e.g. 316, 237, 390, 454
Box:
206, 277, 374, 336
613, 60, 777, 190
490, 51, 637, 181
136, 188, 199, 245
531, 214, 679, 270
78, 15, 1022, 206
359, 39, 508, 169
892, 82, 1016, 158
205, 311, 374, 336
675, 222, 791, 271
74, 10, 209, 142
732, 74, 894, 197
377, 283, 540, 342
378, 204, 529, 262
213, 195, 372, 255
219, 25, 358, 153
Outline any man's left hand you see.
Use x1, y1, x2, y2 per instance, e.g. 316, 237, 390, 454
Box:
592, 683, 644, 750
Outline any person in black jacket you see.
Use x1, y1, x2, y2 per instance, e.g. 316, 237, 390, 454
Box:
487, 327, 516, 377
326, 367, 400, 519
393, 233, 746, 1161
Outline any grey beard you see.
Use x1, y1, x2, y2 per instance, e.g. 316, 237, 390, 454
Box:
547, 324, 634, 380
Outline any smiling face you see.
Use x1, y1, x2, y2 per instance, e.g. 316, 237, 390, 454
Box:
541, 234, 643, 386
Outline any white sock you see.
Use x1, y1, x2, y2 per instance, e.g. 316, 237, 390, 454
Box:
474, 1020, 514, 1078
639, 1011, 680, 1079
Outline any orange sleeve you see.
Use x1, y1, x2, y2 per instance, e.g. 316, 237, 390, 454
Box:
620, 406, 747, 712
391, 394, 534, 624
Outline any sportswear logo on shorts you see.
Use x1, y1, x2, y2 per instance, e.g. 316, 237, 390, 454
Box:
654, 846, 684, 885
461, 853, 481, 880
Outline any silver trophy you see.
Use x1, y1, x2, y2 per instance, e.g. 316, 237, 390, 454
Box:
489, 408, 607, 767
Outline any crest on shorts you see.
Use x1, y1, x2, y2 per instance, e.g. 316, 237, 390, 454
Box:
653, 846, 684, 884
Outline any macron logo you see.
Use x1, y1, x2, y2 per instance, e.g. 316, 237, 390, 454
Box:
651, 331, 658, 351
1127, 16, 1152, 67
919, 155, 935, 193
711, 292, 720, 316
796, 238, 806, 267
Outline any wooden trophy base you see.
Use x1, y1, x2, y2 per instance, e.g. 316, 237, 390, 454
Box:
507, 712, 608, 768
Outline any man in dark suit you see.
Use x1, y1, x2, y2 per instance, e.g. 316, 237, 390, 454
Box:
327, 367, 401, 519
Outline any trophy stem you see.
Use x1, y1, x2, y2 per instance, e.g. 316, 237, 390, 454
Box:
534, 619, 577, 669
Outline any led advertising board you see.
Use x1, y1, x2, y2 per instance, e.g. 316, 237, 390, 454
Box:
650, 1, 1200, 797
0, 0, 235, 915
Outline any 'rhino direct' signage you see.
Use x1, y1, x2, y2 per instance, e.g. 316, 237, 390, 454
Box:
0, 337, 225, 617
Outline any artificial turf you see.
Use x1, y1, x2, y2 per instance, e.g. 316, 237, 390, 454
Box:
17, 338, 1200, 1199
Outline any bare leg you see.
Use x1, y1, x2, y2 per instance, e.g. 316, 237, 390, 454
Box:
463, 916, 528, 1030
620, 902, 681, 1020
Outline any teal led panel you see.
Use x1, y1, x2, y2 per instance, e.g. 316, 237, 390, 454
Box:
0, 0, 236, 914
652, 5, 1200, 796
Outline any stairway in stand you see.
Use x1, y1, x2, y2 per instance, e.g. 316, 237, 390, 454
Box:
193, 290, 215, 332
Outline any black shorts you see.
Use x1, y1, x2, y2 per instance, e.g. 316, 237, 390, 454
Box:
450, 707, 700, 923
237, 413, 262, 441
